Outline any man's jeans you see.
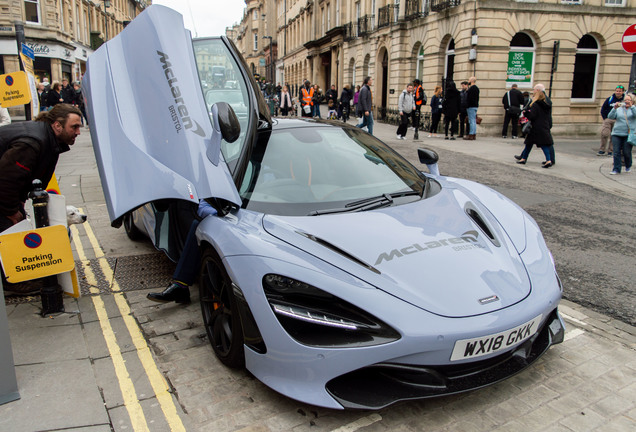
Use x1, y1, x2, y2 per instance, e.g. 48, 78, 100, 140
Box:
467, 107, 478, 135
356, 112, 374, 135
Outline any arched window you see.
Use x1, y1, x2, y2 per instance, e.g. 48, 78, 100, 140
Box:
571, 34, 599, 100
416, 45, 424, 81
506, 32, 535, 89
445, 38, 455, 82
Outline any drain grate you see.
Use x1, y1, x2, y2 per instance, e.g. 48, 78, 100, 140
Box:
5, 253, 175, 304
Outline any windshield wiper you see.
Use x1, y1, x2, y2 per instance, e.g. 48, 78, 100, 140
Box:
308, 190, 421, 216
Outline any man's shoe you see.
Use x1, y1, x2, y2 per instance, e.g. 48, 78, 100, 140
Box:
609, 171, 619, 175
597, 151, 605, 156
397, 135, 402, 140
626, 167, 631, 173
512, 136, 518, 139
514, 155, 522, 160
608, 152, 613, 157
147, 283, 191, 304
450, 136, 456, 140
502, 135, 507, 139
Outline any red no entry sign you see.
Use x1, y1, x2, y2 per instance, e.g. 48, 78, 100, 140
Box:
622, 24, 636, 53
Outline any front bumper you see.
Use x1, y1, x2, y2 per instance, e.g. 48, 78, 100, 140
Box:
326, 308, 565, 409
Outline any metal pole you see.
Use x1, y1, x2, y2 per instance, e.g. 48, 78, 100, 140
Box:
549, 41, 560, 99
629, 53, 636, 94
14, 21, 31, 121
29, 180, 64, 316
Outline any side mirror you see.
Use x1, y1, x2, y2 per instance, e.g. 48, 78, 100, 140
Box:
417, 148, 440, 176
207, 102, 241, 165
214, 102, 240, 143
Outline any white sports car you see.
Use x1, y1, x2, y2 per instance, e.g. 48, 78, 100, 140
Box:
83, 5, 564, 409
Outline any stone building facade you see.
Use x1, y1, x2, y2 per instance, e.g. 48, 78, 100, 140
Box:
231, 0, 636, 135
0, 0, 147, 86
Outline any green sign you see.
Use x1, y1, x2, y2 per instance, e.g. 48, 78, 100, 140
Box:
506, 51, 533, 83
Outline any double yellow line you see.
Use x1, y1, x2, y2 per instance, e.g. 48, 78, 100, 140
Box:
71, 217, 185, 432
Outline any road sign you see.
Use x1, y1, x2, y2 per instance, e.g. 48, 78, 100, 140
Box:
0, 71, 30, 107
622, 24, 636, 53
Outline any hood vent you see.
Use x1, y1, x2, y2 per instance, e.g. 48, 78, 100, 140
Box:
465, 206, 500, 247
296, 231, 381, 274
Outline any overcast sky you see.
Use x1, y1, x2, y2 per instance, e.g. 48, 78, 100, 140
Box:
151, 0, 245, 38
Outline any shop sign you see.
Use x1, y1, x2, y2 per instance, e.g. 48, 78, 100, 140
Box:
506, 51, 533, 84
25, 41, 76, 62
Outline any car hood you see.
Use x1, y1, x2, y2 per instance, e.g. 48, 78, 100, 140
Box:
83, 5, 241, 224
263, 187, 531, 318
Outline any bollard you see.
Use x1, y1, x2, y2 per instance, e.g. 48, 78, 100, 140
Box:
28, 179, 64, 316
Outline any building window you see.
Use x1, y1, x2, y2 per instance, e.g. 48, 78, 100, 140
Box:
506, 32, 535, 89
444, 39, 455, 82
571, 34, 599, 101
253, 32, 258, 51
24, 0, 41, 24
416, 45, 424, 81
253, 9, 259, 20
59, 0, 65, 32
604, 0, 625, 5
561, 0, 581, 3
327, 4, 331, 31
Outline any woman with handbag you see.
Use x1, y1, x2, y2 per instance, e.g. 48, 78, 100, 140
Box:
279, 85, 292, 116
514, 84, 555, 168
607, 93, 635, 175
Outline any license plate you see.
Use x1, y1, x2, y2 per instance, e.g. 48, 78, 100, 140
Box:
450, 315, 543, 361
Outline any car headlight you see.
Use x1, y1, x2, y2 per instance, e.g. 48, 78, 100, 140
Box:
263, 274, 400, 348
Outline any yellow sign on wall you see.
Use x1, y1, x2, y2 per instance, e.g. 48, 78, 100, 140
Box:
0, 225, 75, 283
0, 71, 30, 108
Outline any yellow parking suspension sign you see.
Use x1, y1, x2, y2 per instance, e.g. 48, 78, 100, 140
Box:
0, 71, 31, 108
0, 225, 75, 283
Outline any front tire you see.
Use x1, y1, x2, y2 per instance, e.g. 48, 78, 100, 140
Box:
199, 248, 244, 368
123, 211, 144, 241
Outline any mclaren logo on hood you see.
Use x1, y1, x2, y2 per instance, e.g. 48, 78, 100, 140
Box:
374, 230, 485, 266
157, 50, 205, 137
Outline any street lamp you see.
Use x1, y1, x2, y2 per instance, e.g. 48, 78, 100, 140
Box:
103, 0, 111, 41
262, 36, 273, 83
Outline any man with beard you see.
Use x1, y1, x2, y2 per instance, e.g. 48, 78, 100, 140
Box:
0, 104, 82, 232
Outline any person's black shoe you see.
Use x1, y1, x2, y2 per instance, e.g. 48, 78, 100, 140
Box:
516, 159, 526, 164
147, 283, 190, 304
514, 155, 522, 160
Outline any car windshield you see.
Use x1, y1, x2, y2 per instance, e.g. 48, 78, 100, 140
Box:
192, 38, 250, 171
239, 124, 428, 216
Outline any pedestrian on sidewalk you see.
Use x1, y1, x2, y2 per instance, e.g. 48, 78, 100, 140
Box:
396, 83, 415, 140
514, 84, 555, 168
442, 80, 460, 140
0, 104, 82, 295
464, 76, 479, 141
146, 201, 217, 304
413, 79, 427, 139
607, 92, 635, 175
428, 86, 443, 137
501, 84, 524, 138
356, 76, 374, 135
598, 85, 625, 156
458, 81, 468, 138
339, 84, 353, 122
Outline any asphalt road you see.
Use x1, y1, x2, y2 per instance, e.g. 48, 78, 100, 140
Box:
390, 137, 636, 327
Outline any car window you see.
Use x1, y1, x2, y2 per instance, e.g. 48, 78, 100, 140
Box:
193, 38, 250, 169
239, 126, 427, 216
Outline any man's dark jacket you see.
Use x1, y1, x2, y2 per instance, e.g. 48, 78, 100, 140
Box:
503, 88, 524, 112
358, 84, 372, 113
600, 93, 625, 119
467, 84, 480, 108
0, 121, 69, 218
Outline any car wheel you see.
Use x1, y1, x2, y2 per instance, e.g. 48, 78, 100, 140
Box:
199, 248, 245, 368
123, 211, 144, 241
